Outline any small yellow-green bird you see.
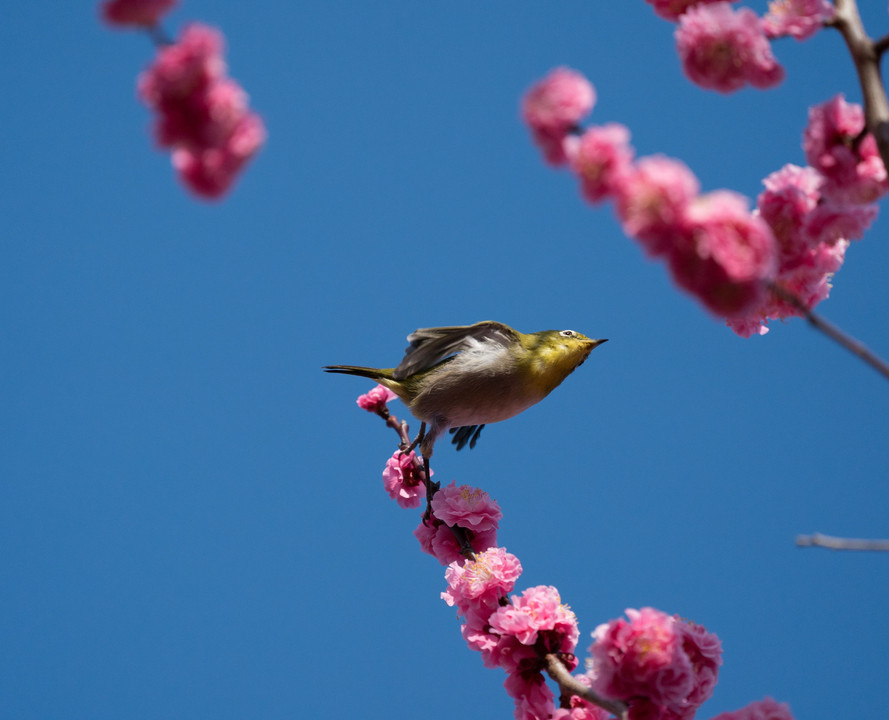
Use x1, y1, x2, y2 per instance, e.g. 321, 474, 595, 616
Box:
324, 321, 607, 464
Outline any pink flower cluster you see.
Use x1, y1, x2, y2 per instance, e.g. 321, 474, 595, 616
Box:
522, 68, 596, 166
729, 95, 883, 336
356, 383, 397, 413
101, 0, 176, 27
382, 450, 426, 509
414, 483, 501, 565
525, 70, 885, 335
710, 697, 795, 720
645, 0, 739, 22
587, 608, 722, 720
137, 23, 266, 198
762, 0, 835, 40
443, 551, 581, 720
675, 3, 784, 92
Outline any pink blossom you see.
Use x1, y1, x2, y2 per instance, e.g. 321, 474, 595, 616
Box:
756, 164, 822, 266
709, 697, 795, 720
726, 238, 849, 336
803, 95, 888, 203
430, 481, 502, 533
645, 0, 739, 22
675, 3, 784, 92
138, 24, 226, 107
138, 24, 265, 199
489, 585, 579, 653
669, 191, 777, 317
505, 671, 557, 720
442, 546, 522, 616
804, 201, 878, 245
522, 67, 595, 132
414, 514, 498, 566
356, 383, 397, 413
171, 111, 266, 198
101, 0, 176, 27
569, 124, 635, 204
613, 155, 700, 257
381, 450, 426, 509
762, 0, 834, 40
678, 619, 722, 707
523, 68, 595, 166
588, 608, 693, 709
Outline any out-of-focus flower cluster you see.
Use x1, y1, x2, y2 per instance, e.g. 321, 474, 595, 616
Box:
137, 23, 266, 199
588, 608, 722, 720
644, 0, 834, 92
523, 69, 884, 336
710, 697, 795, 720
101, 0, 177, 27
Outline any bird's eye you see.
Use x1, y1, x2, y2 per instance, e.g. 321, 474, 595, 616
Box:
560, 330, 576, 337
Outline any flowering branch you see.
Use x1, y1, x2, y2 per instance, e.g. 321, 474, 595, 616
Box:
831, 0, 889, 175
768, 283, 889, 381
544, 653, 628, 720
796, 532, 889, 551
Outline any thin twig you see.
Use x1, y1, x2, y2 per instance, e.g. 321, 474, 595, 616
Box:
796, 533, 889, 551
544, 654, 628, 720
768, 283, 889, 382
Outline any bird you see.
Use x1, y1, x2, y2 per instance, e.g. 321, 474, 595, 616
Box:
324, 321, 607, 474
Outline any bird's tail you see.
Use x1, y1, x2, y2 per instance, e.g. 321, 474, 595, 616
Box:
323, 365, 394, 381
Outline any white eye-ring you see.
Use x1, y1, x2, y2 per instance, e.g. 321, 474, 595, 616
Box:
560, 330, 577, 337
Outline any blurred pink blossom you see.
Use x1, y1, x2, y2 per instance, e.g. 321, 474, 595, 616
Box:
569, 124, 635, 204
588, 608, 694, 710
645, 0, 739, 22
101, 0, 176, 27
138, 23, 265, 199
381, 450, 425, 509
803, 95, 888, 204
613, 155, 700, 257
675, 3, 784, 92
669, 191, 776, 317
523, 67, 595, 166
762, 0, 834, 40
709, 697, 795, 720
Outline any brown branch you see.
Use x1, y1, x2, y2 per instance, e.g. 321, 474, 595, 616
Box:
796, 533, 889, 551
544, 653, 628, 720
831, 0, 889, 173
768, 283, 889, 382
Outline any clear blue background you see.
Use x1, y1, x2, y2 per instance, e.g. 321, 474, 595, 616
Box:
1, 2, 887, 719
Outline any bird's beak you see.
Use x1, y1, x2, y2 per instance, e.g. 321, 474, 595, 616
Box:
591, 338, 608, 348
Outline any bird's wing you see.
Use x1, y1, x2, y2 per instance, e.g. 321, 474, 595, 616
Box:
392, 321, 519, 379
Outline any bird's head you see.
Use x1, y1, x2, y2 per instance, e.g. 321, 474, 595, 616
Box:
522, 330, 608, 393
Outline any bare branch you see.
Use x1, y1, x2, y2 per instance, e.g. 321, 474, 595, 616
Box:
768, 283, 889, 382
796, 533, 889, 551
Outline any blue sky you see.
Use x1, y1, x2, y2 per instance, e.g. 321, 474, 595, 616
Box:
1, 2, 887, 719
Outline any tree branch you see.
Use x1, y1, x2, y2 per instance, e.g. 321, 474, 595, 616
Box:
768, 283, 889, 382
831, 0, 889, 173
544, 653, 629, 720
796, 533, 889, 551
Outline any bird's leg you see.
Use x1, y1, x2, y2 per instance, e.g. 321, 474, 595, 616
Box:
403, 422, 426, 454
